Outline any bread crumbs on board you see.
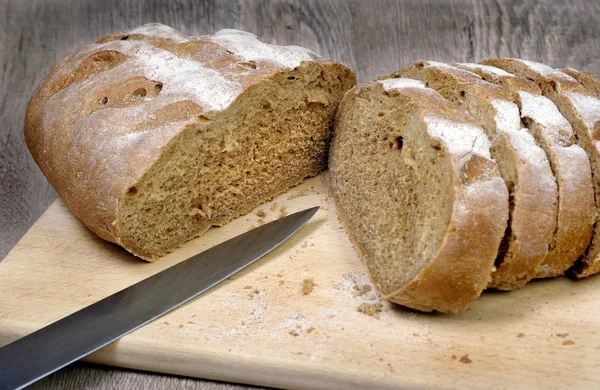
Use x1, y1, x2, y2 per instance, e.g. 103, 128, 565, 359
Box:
354, 284, 372, 297
279, 206, 288, 218
269, 202, 278, 212
337, 273, 379, 300
302, 278, 315, 295
256, 209, 267, 218
357, 302, 383, 318
460, 354, 472, 364
288, 190, 308, 200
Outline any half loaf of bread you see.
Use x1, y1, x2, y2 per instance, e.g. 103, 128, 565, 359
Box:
382, 62, 558, 290
329, 78, 508, 312
25, 24, 356, 260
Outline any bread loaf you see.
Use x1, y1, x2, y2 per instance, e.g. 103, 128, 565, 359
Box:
329, 78, 508, 312
382, 62, 558, 290
481, 58, 600, 278
25, 24, 356, 260
455, 62, 595, 278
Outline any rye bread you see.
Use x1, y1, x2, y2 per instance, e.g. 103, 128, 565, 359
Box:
382, 61, 558, 290
455, 62, 595, 278
481, 58, 600, 278
329, 78, 508, 312
25, 24, 356, 260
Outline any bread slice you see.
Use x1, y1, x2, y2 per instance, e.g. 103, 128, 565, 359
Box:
25, 24, 356, 260
381, 61, 558, 290
562, 67, 600, 97
455, 62, 595, 278
329, 78, 508, 312
481, 58, 600, 278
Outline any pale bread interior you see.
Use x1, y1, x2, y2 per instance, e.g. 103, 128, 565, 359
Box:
119, 64, 354, 259
330, 86, 457, 293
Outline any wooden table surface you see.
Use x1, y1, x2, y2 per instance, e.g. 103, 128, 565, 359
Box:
1, 0, 599, 388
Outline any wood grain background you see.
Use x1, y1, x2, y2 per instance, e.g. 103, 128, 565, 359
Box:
1, 0, 599, 388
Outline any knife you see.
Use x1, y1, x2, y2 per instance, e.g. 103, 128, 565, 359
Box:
0, 206, 319, 390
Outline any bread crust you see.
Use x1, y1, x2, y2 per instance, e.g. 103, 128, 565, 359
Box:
482, 58, 600, 278
562, 67, 600, 98
455, 62, 595, 278
382, 62, 558, 290
330, 79, 508, 312
25, 24, 355, 259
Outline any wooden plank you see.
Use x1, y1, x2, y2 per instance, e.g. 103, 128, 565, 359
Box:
2, 176, 600, 389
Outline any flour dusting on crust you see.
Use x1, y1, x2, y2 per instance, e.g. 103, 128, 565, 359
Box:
490, 99, 522, 134
378, 78, 426, 91
127, 24, 190, 43
518, 59, 578, 82
209, 29, 314, 69
456, 63, 514, 78
563, 92, 600, 130
518, 91, 574, 145
130, 44, 242, 111
424, 117, 491, 160
428, 61, 483, 79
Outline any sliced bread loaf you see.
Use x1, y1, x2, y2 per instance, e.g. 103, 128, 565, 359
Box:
382, 61, 558, 290
455, 62, 595, 278
562, 67, 600, 97
25, 24, 356, 260
481, 58, 600, 278
329, 78, 508, 312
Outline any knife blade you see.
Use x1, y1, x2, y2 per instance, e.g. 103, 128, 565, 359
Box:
0, 206, 319, 390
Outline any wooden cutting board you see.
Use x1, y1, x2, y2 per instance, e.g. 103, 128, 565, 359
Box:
1, 174, 599, 389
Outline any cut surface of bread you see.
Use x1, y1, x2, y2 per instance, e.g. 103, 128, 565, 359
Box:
382, 62, 558, 290
482, 58, 600, 278
455, 62, 595, 278
329, 78, 508, 312
25, 24, 356, 260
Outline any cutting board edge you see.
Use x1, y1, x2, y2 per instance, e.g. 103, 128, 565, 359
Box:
85, 336, 438, 390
